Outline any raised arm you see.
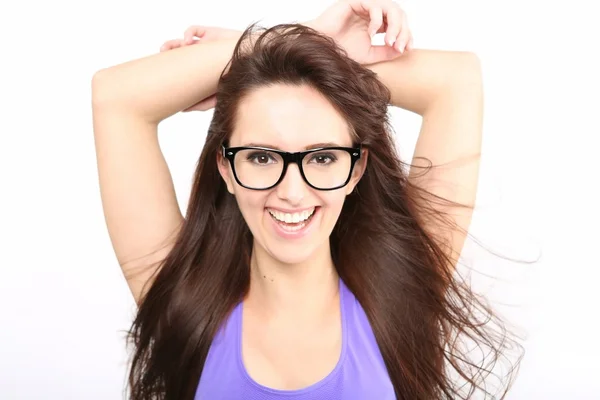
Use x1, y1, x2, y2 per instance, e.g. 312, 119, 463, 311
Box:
91, 35, 241, 303
145, 2, 481, 276
368, 49, 483, 271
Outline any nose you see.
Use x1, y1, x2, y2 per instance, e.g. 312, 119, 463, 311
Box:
275, 163, 307, 205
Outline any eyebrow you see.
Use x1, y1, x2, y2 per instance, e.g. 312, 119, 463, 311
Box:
242, 142, 346, 150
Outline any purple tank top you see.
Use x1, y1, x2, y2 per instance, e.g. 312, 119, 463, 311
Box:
194, 278, 395, 399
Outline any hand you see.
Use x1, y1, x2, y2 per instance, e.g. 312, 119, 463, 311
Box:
307, 0, 413, 65
159, 25, 242, 51
160, 26, 242, 112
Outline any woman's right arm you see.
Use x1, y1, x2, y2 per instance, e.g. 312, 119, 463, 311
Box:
91, 36, 241, 304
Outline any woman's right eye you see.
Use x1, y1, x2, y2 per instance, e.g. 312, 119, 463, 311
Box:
247, 152, 276, 165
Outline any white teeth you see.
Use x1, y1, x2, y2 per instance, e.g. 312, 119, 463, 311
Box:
268, 208, 315, 224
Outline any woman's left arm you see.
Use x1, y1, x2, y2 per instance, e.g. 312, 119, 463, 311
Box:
368, 50, 484, 271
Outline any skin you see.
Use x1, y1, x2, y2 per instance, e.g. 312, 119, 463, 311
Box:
93, 0, 482, 390
217, 84, 366, 389
218, 84, 365, 270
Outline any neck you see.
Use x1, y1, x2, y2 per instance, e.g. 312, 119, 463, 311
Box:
246, 241, 339, 319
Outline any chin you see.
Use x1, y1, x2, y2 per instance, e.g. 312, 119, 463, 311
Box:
264, 243, 320, 266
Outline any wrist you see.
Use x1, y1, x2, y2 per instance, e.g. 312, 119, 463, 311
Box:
301, 19, 327, 36
302, 20, 317, 30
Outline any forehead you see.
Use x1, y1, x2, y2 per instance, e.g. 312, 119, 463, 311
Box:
230, 84, 353, 149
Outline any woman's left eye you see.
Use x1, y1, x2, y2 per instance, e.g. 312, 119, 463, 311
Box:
309, 153, 336, 164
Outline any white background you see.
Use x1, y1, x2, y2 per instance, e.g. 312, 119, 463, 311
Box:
1, 0, 599, 399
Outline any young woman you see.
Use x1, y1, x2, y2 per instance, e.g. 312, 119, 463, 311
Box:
92, 1, 521, 399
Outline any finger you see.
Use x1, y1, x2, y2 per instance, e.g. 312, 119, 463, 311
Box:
160, 38, 202, 53
394, 13, 411, 53
376, 20, 387, 34
183, 25, 207, 45
354, 1, 390, 36
383, 7, 403, 47
365, 44, 402, 64
350, 0, 372, 17
160, 39, 183, 52
367, 6, 383, 38
406, 36, 414, 51
183, 95, 217, 112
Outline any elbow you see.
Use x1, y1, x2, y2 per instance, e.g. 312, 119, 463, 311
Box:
91, 69, 110, 108
91, 68, 123, 109
454, 52, 483, 88
439, 52, 483, 99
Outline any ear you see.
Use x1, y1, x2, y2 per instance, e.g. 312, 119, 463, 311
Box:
216, 151, 235, 194
346, 149, 368, 195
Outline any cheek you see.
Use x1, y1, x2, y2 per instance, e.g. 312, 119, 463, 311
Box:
232, 189, 269, 222
320, 191, 348, 221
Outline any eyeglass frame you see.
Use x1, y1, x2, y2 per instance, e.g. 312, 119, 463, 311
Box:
221, 145, 362, 191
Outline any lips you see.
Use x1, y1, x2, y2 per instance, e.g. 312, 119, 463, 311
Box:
266, 206, 320, 237
267, 207, 316, 224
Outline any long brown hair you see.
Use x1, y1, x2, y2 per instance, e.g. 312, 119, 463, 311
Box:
127, 23, 524, 399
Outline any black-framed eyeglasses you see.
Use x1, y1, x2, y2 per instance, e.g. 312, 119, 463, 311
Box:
221, 145, 362, 191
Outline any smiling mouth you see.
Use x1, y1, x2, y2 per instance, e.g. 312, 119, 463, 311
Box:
267, 207, 317, 232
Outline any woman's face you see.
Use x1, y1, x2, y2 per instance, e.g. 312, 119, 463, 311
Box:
218, 84, 367, 265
